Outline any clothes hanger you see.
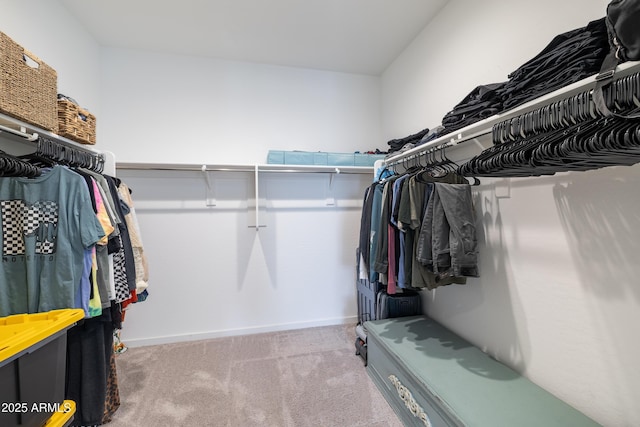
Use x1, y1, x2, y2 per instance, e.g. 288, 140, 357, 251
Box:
466, 76, 640, 177
0, 150, 42, 178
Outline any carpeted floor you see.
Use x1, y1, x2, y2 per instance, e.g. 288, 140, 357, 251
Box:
105, 324, 403, 427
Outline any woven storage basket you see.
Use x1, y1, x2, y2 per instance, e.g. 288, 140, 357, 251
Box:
0, 32, 57, 131
57, 98, 96, 145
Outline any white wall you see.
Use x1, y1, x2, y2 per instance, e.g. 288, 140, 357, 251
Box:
381, 1, 638, 426
97, 47, 382, 343
115, 169, 371, 345
99, 47, 382, 164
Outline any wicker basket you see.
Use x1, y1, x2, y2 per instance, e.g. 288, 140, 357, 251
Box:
0, 32, 58, 132
57, 98, 96, 145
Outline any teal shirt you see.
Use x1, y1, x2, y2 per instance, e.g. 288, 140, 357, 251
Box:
0, 166, 105, 316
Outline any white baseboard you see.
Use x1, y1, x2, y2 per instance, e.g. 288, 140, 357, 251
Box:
122, 315, 358, 348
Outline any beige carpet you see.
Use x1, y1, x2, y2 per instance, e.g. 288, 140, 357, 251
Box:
105, 324, 403, 427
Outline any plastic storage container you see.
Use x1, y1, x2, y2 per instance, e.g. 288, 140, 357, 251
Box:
42, 400, 75, 427
267, 150, 385, 166
0, 309, 83, 427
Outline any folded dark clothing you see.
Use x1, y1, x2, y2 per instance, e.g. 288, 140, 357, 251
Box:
508, 18, 607, 81
447, 82, 507, 111
508, 26, 593, 78
501, 56, 606, 109
439, 18, 609, 135
512, 45, 605, 86
499, 18, 608, 110
443, 106, 502, 127
387, 127, 430, 153
440, 82, 506, 133
442, 113, 499, 134
443, 98, 503, 123
507, 44, 607, 91
418, 126, 445, 145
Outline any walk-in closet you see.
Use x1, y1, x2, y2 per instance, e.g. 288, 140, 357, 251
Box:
0, 0, 638, 426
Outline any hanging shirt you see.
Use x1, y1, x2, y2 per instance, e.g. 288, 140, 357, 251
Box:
368, 183, 384, 283
118, 182, 149, 293
0, 166, 105, 317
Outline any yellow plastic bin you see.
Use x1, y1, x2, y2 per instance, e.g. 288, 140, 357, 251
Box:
0, 309, 84, 427
42, 400, 75, 427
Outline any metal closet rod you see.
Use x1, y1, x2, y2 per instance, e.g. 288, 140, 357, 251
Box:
116, 163, 372, 174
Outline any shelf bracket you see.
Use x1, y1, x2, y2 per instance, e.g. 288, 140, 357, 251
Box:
0, 123, 38, 141
202, 165, 216, 207
325, 168, 340, 206
255, 164, 260, 230
250, 164, 267, 230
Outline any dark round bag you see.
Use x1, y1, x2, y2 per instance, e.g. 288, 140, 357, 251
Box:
606, 0, 640, 61
593, 0, 640, 117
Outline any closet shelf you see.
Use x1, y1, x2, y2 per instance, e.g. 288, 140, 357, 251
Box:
0, 111, 101, 155
384, 60, 640, 167
116, 162, 374, 174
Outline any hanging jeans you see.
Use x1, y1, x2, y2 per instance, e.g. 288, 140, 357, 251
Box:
416, 183, 435, 267
432, 183, 479, 277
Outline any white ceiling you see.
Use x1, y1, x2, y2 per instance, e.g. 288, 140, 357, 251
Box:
60, 0, 449, 75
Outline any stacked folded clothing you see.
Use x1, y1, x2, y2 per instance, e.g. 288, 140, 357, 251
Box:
440, 18, 609, 135
501, 18, 609, 110
387, 127, 430, 153
441, 82, 507, 134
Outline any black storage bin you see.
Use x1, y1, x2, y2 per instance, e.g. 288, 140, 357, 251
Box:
376, 290, 422, 319
0, 309, 83, 427
357, 278, 381, 323
356, 248, 381, 323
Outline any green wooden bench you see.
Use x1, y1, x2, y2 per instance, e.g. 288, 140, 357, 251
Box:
365, 315, 600, 427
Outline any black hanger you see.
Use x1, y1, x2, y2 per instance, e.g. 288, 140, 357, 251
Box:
0, 151, 42, 178
31, 136, 105, 173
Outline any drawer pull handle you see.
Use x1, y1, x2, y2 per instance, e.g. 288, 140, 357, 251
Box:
388, 375, 432, 427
